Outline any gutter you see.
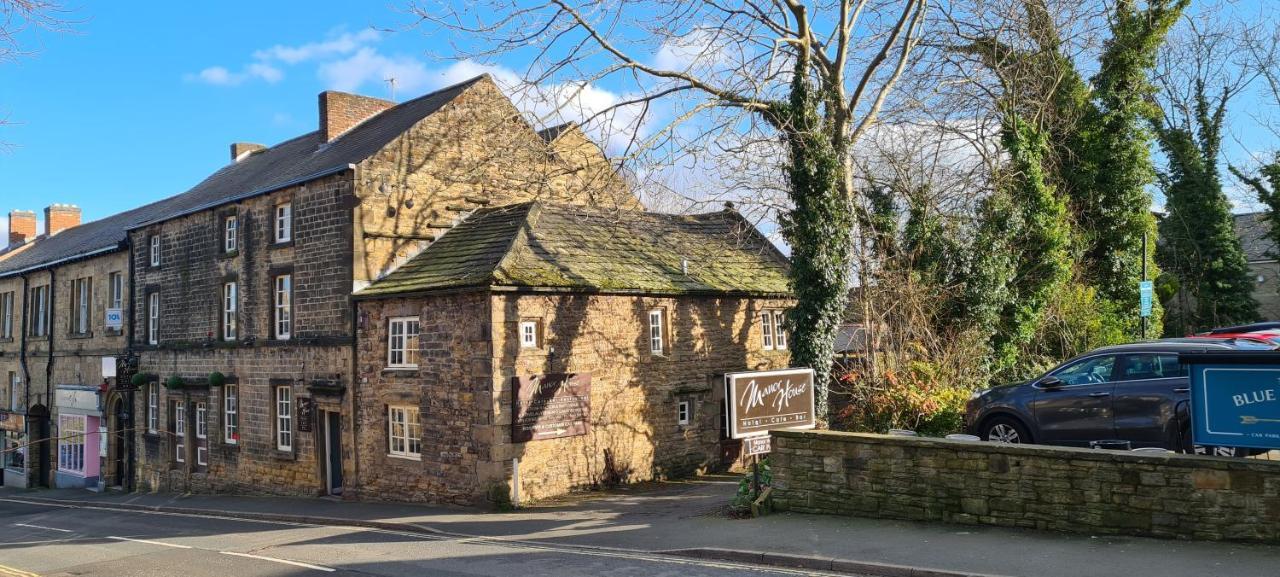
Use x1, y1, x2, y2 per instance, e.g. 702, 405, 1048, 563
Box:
124, 164, 357, 231
352, 284, 794, 302
0, 244, 124, 280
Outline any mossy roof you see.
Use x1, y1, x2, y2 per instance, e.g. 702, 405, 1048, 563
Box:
357, 202, 792, 297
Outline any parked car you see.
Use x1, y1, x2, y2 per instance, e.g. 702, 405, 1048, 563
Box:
963, 339, 1277, 456
1187, 327, 1280, 347
1201, 321, 1280, 335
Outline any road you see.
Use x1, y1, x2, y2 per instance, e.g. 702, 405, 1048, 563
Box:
0, 498, 850, 577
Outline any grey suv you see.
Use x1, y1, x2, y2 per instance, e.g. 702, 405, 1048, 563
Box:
963, 339, 1275, 455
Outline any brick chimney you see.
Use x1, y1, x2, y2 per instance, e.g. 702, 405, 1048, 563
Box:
44, 204, 81, 237
230, 142, 265, 163
319, 91, 394, 142
8, 210, 36, 247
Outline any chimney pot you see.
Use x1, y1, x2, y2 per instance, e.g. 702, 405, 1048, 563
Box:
230, 142, 266, 163
8, 209, 36, 247
319, 91, 394, 142
44, 204, 81, 237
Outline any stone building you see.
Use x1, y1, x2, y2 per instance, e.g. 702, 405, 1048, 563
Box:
0, 205, 136, 490
352, 202, 793, 504
1234, 212, 1280, 321
127, 75, 640, 497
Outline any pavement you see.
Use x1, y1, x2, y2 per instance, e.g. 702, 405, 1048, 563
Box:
4, 475, 1280, 577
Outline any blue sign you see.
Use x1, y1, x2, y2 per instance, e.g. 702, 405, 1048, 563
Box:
1139, 281, 1153, 318
1189, 363, 1280, 450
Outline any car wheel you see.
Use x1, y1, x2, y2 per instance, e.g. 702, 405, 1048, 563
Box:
1193, 445, 1242, 458
982, 416, 1030, 444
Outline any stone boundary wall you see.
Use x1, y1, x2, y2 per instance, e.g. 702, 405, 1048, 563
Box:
771, 430, 1280, 542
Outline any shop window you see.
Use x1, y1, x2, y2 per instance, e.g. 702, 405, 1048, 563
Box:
57, 415, 86, 473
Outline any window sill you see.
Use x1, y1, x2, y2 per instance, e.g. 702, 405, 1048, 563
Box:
66, 332, 94, 340
381, 368, 419, 377
387, 453, 422, 462
272, 449, 296, 461
219, 250, 240, 259
0, 337, 11, 344
271, 240, 294, 249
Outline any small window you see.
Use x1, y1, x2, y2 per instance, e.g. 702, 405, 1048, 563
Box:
109, 272, 124, 310
147, 383, 158, 433
223, 384, 239, 444
71, 277, 91, 335
761, 311, 774, 350
275, 385, 293, 451
224, 216, 238, 253
387, 317, 421, 368
275, 203, 292, 243
677, 400, 691, 425
762, 310, 787, 351
173, 401, 186, 463
222, 282, 238, 341
57, 415, 86, 473
519, 320, 540, 349
648, 309, 666, 355
274, 275, 292, 340
149, 235, 161, 267
387, 405, 422, 459
0, 291, 12, 339
148, 291, 160, 345
29, 285, 48, 337
774, 311, 788, 350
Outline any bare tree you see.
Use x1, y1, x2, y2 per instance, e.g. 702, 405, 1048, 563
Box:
412, 0, 929, 420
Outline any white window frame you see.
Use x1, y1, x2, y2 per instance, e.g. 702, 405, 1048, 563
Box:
148, 291, 159, 345
195, 401, 208, 466
223, 384, 239, 444
648, 309, 665, 355
761, 311, 774, 350
224, 216, 238, 252
174, 401, 186, 463
773, 311, 788, 350
275, 386, 293, 452
149, 235, 160, 267
31, 285, 47, 337
387, 316, 420, 369
275, 203, 292, 243
677, 400, 691, 425
222, 282, 237, 341
147, 383, 158, 433
519, 320, 539, 349
274, 275, 292, 340
109, 272, 124, 310
0, 291, 12, 339
387, 405, 422, 460
73, 277, 90, 334
57, 414, 86, 474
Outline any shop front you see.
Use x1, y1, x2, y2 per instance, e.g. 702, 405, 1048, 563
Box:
1, 411, 26, 488
53, 385, 104, 490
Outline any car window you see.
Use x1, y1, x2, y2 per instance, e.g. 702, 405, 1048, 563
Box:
1118, 353, 1186, 381
1051, 355, 1117, 385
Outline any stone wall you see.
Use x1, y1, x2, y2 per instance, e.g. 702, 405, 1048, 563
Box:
771, 430, 1280, 542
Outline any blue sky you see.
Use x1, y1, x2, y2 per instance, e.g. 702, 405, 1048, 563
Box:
0, 1, 1277, 238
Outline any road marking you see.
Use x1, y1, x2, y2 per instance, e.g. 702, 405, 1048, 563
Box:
220, 552, 334, 572
106, 536, 192, 549
14, 523, 73, 533
0, 563, 39, 577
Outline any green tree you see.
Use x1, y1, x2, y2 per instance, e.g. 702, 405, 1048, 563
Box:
1152, 82, 1258, 334
1231, 154, 1280, 261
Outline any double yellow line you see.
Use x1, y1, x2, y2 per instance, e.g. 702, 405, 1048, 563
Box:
0, 564, 38, 577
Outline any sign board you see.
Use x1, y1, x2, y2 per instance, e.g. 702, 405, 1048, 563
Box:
1184, 352, 1280, 450
297, 398, 314, 433
104, 308, 123, 330
745, 435, 772, 456
55, 386, 99, 414
101, 356, 117, 379
1139, 281, 1154, 318
725, 368, 816, 439
512, 373, 591, 443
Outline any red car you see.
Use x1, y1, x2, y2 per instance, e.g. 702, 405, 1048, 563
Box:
1189, 327, 1280, 348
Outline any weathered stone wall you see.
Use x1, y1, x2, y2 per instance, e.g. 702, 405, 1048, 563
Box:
352, 77, 640, 287
490, 292, 793, 502
352, 292, 494, 505
772, 430, 1280, 542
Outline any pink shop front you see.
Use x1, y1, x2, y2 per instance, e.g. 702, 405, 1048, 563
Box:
53, 385, 105, 490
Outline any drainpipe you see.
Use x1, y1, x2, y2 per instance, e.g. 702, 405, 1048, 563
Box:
17, 274, 30, 412
348, 299, 360, 498
125, 241, 137, 492
45, 268, 55, 405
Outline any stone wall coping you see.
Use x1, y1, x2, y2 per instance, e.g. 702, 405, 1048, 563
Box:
772, 430, 1280, 472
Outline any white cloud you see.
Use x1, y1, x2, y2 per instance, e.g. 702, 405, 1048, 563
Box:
186, 62, 283, 86
318, 47, 432, 94
253, 29, 381, 64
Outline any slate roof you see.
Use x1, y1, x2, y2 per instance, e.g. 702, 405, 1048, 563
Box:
1235, 212, 1277, 262
0, 75, 488, 278
535, 122, 574, 143
357, 202, 792, 297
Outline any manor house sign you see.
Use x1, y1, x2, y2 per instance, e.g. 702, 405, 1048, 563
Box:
726, 368, 816, 439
